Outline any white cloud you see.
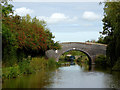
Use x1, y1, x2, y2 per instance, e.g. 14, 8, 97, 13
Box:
14, 7, 34, 16
37, 13, 78, 24
82, 11, 101, 21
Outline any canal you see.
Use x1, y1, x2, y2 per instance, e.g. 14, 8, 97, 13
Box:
2, 64, 120, 88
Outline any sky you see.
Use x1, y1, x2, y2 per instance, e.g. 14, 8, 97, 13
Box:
10, 1, 104, 43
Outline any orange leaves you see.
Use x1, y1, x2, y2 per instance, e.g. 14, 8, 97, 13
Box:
3, 15, 59, 52
18, 22, 48, 51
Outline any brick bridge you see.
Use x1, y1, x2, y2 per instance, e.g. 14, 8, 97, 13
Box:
45, 42, 107, 64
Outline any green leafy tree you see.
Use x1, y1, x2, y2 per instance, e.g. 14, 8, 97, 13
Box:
2, 0, 61, 66
2, 23, 17, 66
100, 1, 120, 69
0, 0, 13, 17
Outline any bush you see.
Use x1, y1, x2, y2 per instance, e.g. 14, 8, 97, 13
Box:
95, 55, 107, 66
2, 24, 17, 66
18, 57, 32, 74
30, 57, 47, 71
77, 57, 82, 62
64, 56, 70, 61
112, 57, 120, 71
30, 57, 57, 71
59, 55, 65, 61
47, 58, 56, 68
2, 57, 59, 79
2, 66, 20, 79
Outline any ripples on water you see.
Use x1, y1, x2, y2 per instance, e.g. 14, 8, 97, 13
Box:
2, 64, 120, 88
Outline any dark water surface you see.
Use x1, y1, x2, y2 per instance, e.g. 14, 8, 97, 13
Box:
2, 64, 120, 88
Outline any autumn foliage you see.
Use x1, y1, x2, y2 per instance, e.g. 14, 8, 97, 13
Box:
1, 1, 61, 66
3, 14, 61, 52
3, 15, 46, 50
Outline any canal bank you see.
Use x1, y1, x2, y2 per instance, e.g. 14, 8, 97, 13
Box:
2, 64, 120, 88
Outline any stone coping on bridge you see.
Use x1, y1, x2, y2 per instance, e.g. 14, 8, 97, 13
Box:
60, 42, 107, 46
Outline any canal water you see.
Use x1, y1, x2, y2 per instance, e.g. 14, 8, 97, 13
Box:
2, 64, 120, 88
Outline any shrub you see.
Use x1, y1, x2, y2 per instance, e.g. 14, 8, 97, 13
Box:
59, 55, 65, 61
2, 23, 17, 66
30, 57, 47, 71
2, 66, 20, 79
47, 58, 56, 68
112, 57, 120, 71
77, 57, 82, 62
2, 57, 59, 79
95, 55, 107, 66
18, 57, 32, 74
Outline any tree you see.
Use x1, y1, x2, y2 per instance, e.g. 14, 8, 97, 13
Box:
0, 0, 13, 17
100, 1, 120, 69
2, 1, 61, 66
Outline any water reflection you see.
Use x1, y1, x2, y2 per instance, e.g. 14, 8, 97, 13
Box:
2, 70, 55, 88
46, 64, 120, 88
2, 64, 120, 88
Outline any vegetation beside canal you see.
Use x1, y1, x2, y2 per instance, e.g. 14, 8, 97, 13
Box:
95, 55, 107, 66
2, 57, 59, 79
96, 1, 120, 70
95, 55, 120, 71
1, 1, 61, 80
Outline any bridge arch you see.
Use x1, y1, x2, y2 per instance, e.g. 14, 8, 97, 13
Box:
56, 48, 92, 65
45, 42, 107, 64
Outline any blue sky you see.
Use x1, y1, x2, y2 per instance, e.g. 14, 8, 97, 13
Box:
11, 2, 104, 42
